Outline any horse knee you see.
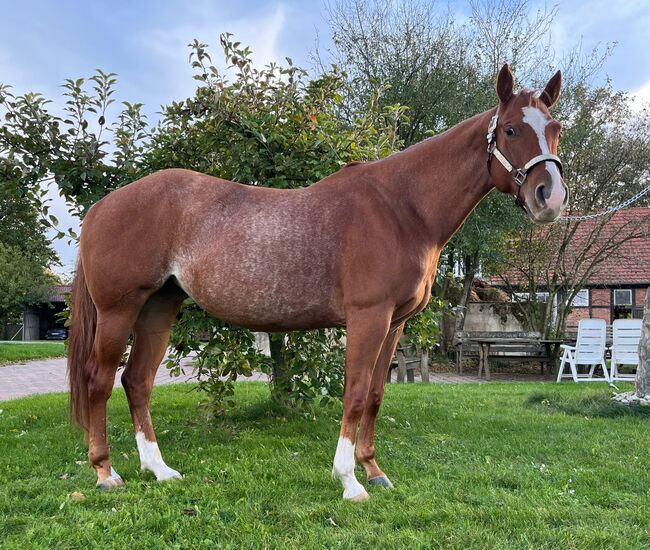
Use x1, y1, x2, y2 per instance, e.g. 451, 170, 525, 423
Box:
121, 370, 140, 395
87, 369, 114, 401
366, 390, 383, 413
344, 394, 366, 418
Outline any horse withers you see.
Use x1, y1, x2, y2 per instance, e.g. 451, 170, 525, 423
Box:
68, 64, 567, 500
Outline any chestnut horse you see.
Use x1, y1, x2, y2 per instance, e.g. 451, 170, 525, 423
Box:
68, 65, 567, 500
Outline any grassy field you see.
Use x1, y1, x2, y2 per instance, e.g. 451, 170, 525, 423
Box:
1, 382, 649, 549
0, 341, 66, 365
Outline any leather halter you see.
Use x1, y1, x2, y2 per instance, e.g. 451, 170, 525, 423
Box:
486, 110, 563, 208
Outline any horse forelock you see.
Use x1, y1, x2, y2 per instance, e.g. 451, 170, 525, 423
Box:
508, 89, 547, 115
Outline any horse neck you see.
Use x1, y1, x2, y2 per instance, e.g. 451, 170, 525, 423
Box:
378, 108, 496, 250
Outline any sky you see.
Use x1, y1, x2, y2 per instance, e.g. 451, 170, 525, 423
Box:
2, 0, 649, 278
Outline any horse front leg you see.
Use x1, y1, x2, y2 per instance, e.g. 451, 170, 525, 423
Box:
355, 322, 404, 488
332, 306, 392, 502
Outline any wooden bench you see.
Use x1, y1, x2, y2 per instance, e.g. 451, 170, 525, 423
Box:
387, 340, 430, 383
454, 331, 549, 378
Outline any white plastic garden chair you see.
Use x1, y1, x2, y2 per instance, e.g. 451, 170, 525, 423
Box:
610, 319, 642, 382
556, 318, 609, 382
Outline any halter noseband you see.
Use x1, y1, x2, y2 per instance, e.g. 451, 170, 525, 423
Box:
486, 110, 563, 208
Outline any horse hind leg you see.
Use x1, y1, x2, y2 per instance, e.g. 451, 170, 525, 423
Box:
87, 310, 139, 489
121, 283, 186, 482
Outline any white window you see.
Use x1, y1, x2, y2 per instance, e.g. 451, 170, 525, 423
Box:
536, 292, 550, 303
613, 289, 632, 306
571, 289, 589, 307
512, 292, 549, 303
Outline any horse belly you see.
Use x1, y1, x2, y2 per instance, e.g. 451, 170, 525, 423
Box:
172, 238, 344, 331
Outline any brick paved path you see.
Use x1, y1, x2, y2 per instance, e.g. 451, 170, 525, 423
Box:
1, 357, 533, 402
0, 357, 268, 401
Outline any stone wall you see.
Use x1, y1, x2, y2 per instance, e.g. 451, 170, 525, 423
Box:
463, 302, 526, 332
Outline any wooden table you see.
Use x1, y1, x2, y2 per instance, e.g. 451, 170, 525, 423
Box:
539, 339, 565, 378
472, 337, 558, 381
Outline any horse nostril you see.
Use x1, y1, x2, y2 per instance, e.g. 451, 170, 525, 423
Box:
535, 184, 547, 207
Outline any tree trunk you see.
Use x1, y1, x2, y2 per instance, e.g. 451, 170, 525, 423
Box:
269, 332, 292, 402
436, 271, 452, 355
453, 252, 479, 335
420, 348, 430, 383
635, 290, 650, 398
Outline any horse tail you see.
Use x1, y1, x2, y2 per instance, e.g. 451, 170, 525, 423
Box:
68, 257, 96, 430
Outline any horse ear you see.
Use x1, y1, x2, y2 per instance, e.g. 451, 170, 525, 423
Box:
540, 70, 562, 108
496, 64, 514, 103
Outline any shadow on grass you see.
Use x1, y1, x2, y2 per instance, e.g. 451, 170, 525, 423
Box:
525, 390, 650, 419
222, 396, 341, 425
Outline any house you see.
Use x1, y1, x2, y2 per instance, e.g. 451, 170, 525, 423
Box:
23, 284, 71, 340
488, 207, 650, 326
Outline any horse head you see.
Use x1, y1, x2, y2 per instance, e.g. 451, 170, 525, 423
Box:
488, 64, 568, 224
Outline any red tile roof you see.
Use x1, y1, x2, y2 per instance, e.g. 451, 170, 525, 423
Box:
49, 284, 72, 303
492, 207, 650, 287
590, 208, 650, 285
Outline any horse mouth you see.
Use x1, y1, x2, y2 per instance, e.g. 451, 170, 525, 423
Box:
529, 208, 562, 224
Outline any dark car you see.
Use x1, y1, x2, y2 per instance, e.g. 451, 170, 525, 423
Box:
45, 328, 68, 340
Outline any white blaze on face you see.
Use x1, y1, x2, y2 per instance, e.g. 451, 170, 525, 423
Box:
521, 106, 565, 210
135, 432, 182, 481
332, 436, 368, 501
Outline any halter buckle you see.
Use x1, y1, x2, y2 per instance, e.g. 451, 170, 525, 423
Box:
513, 169, 527, 187
486, 114, 498, 152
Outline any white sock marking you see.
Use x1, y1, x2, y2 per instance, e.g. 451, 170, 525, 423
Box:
332, 436, 367, 500
135, 431, 182, 481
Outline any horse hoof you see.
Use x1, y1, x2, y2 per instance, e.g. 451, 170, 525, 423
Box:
97, 467, 124, 490
97, 475, 124, 490
343, 488, 370, 502
343, 489, 370, 502
157, 471, 183, 482
368, 476, 394, 489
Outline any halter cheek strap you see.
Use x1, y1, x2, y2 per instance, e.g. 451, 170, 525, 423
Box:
486, 112, 563, 208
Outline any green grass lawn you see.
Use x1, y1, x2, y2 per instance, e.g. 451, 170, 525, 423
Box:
1, 382, 649, 549
0, 341, 66, 365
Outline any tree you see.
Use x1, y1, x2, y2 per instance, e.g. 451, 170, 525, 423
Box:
0, 189, 58, 327
0, 72, 148, 224
0, 243, 56, 327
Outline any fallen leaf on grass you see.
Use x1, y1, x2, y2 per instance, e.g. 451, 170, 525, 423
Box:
69, 491, 86, 502
326, 517, 339, 527
182, 507, 197, 516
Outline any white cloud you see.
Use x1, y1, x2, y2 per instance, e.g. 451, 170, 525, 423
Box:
630, 80, 650, 112
132, 3, 287, 102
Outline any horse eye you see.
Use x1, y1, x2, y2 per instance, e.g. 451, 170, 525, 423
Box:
505, 127, 516, 137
